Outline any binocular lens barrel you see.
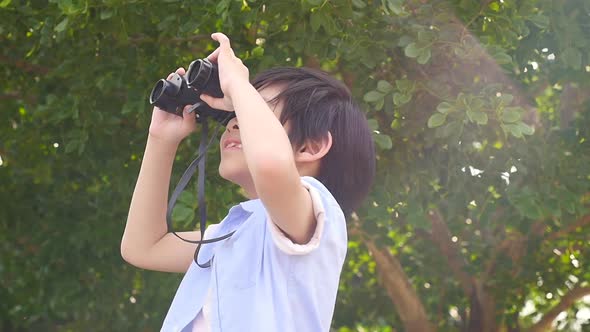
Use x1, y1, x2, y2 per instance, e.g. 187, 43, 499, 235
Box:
150, 80, 166, 104
149, 78, 184, 113
187, 60, 205, 88
187, 59, 223, 98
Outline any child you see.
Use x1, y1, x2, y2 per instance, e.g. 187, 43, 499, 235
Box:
121, 32, 375, 332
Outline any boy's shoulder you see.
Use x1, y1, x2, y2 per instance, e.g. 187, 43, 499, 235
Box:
300, 176, 340, 207
230, 176, 343, 221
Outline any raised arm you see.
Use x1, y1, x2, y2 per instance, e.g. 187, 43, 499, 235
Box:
121, 68, 200, 273
201, 33, 318, 244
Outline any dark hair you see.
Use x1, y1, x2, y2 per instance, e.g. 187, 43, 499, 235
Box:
252, 67, 376, 216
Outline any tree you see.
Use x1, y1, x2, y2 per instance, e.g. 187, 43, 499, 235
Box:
1, 0, 589, 331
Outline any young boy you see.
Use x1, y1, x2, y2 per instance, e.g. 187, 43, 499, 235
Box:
121, 33, 375, 331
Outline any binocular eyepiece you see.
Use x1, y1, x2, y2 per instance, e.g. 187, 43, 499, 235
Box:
149, 59, 235, 125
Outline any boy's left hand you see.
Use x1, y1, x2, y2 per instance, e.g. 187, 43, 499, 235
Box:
200, 32, 250, 112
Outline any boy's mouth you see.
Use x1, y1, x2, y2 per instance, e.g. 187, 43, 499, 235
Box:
223, 138, 242, 150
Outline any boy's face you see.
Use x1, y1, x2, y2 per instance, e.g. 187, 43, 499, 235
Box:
218, 85, 285, 198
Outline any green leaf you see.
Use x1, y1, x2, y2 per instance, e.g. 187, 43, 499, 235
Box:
100, 9, 114, 20
562, 47, 582, 70
528, 14, 549, 29
55, 17, 69, 32
523, 203, 542, 219
0, 0, 11, 8
488, 1, 500, 12
492, 51, 512, 65
393, 92, 411, 106
416, 48, 431, 64
440, 121, 462, 138
404, 42, 420, 58
178, 191, 197, 207
367, 118, 379, 131
467, 111, 488, 125
65, 139, 78, 153
436, 102, 454, 114
386, 0, 404, 15
307, 0, 322, 5
172, 206, 194, 226
377, 80, 393, 93
57, 0, 84, 15
501, 107, 521, 123
364, 90, 384, 103
352, 0, 366, 8
417, 30, 435, 43
397, 35, 413, 47
395, 79, 414, 92
373, 133, 393, 150
427, 113, 446, 128
375, 97, 385, 111
499, 93, 514, 105
518, 122, 535, 135
406, 203, 430, 230
310, 11, 323, 32
252, 46, 264, 57
504, 123, 523, 138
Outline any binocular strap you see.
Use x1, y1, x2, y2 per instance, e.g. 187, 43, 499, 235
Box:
165, 114, 236, 268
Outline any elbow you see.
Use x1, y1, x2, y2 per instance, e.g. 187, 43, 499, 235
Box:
120, 241, 133, 265
120, 235, 140, 267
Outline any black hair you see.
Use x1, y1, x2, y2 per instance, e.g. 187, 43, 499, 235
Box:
252, 67, 376, 216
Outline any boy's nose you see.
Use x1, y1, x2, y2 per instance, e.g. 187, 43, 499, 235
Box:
226, 118, 239, 131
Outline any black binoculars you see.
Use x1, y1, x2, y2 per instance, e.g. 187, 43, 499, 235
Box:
149, 59, 235, 125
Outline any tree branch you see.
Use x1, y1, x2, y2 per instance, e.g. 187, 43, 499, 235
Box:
128, 34, 210, 45
349, 216, 435, 332
427, 209, 474, 296
426, 210, 499, 331
545, 214, 590, 241
0, 55, 50, 74
559, 83, 590, 129
526, 286, 590, 332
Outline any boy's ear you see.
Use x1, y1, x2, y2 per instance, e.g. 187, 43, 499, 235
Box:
295, 131, 333, 163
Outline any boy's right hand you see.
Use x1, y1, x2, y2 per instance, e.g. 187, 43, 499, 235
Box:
148, 67, 197, 146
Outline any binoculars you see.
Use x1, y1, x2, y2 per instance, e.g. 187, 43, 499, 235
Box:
149, 59, 235, 125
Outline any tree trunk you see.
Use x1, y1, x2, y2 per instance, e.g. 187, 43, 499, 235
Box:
364, 238, 435, 332
467, 280, 497, 332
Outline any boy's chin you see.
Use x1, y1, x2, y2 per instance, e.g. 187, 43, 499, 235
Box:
218, 166, 250, 186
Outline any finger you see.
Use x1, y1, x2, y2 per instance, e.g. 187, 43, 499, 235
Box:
166, 67, 185, 80
207, 47, 221, 62
200, 94, 231, 111
211, 32, 231, 48
182, 105, 197, 126
211, 32, 234, 56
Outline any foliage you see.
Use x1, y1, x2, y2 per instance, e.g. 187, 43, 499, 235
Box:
1, 0, 589, 331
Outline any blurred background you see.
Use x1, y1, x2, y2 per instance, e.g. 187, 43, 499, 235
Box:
1, 0, 589, 331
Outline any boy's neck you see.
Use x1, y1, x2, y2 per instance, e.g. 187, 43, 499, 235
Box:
240, 166, 319, 200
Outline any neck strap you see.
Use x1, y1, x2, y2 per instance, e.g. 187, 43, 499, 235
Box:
165, 113, 235, 268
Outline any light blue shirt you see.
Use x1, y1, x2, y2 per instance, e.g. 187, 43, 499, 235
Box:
161, 176, 347, 332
